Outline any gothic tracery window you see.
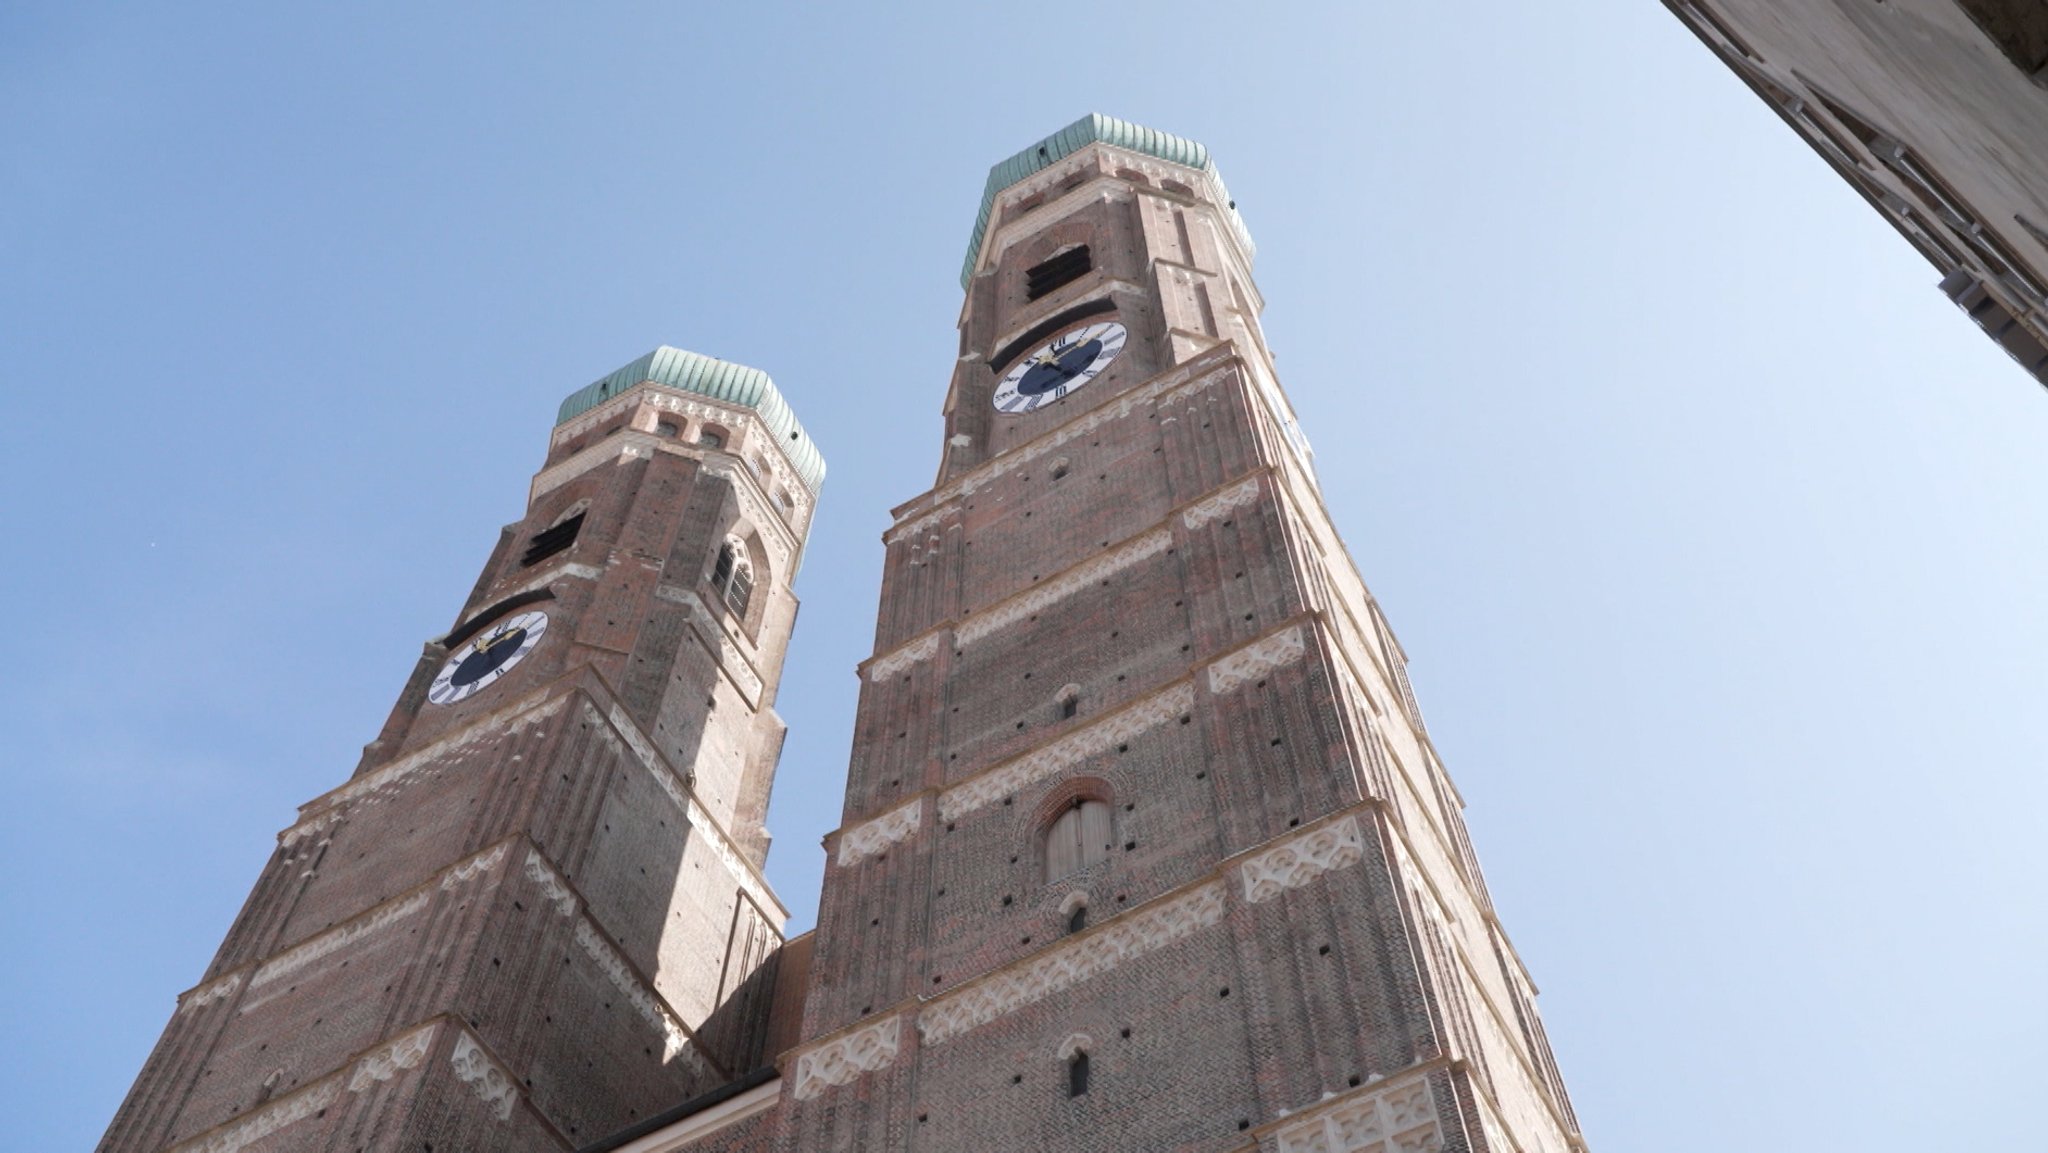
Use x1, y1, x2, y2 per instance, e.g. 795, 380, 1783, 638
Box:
712, 541, 754, 619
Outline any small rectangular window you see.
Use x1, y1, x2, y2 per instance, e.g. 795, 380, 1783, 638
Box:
1067, 1052, 1090, 1097
1026, 246, 1092, 300
520, 512, 584, 567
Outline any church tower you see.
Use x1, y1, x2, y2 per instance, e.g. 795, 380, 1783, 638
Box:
747, 114, 1589, 1153
98, 350, 823, 1151
97, 113, 1590, 1153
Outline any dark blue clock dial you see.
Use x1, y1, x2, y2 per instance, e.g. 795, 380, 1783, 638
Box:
1015, 338, 1104, 397
428, 609, 550, 705
450, 627, 527, 687
992, 321, 1128, 414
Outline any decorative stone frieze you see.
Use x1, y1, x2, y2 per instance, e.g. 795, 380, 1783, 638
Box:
867, 466, 1271, 681
278, 809, 339, 851
177, 972, 242, 1015
438, 842, 509, 890
867, 633, 942, 683
522, 849, 578, 917
884, 502, 960, 546
166, 1079, 341, 1153
251, 890, 431, 991
917, 881, 1226, 1045
548, 385, 813, 510
791, 1015, 903, 1101
1207, 624, 1307, 695
1273, 1071, 1442, 1153
346, 1022, 437, 1093
1181, 474, 1263, 530
168, 1022, 445, 1153
249, 839, 517, 991
1240, 816, 1367, 903
450, 1030, 519, 1122
836, 798, 924, 866
956, 527, 1172, 645
939, 683, 1196, 821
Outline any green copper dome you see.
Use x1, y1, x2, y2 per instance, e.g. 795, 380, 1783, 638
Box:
961, 113, 1255, 289
555, 346, 825, 494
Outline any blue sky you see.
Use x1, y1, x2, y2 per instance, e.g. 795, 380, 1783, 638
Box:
5, 3, 2044, 1150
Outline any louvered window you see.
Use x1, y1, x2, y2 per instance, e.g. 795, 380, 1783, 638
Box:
520, 512, 584, 568
724, 562, 753, 618
1026, 245, 1091, 301
1045, 800, 1113, 882
712, 543, 736, 589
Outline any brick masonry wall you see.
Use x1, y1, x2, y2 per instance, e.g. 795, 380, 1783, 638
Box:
659, 147, 1585, 1153
98, 406, 810, 1152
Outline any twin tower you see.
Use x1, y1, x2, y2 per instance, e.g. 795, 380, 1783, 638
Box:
100, 116, 1588, 1153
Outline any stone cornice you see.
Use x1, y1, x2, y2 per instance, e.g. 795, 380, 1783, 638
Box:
548, 382, 816, 514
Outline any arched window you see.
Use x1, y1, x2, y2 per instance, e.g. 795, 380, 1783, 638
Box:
1058, 1033, 1093, 1098
697, 425, 727, 449
711, 541, 753, 618
1045, 799, 1112, 882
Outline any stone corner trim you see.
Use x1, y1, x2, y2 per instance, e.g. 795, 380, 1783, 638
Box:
837, 798, 925, 866
1273, 1069, 1443, 1153
1181, 473, 1263, 531
791, 1014, 904, 1101
917, 880, 1227, 1047
1240, 815, 1367, 903
867, 633, 943, 683
451, 1029, 520, 1122
177, 972, 243, 1015
1207, 623, 1307, 695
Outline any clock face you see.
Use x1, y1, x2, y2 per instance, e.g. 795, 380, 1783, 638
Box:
992, 321, 1127, 414
429, 610, 549, 705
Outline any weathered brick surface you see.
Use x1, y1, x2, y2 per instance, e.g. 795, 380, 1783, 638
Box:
666, 142, 1584, 1153
100, 133, 1587, 1153
98, 392, 812, 1152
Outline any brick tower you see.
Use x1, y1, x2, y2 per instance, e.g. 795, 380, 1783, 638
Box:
97, 349, 824, 1151
614, 114, 1590, 1153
